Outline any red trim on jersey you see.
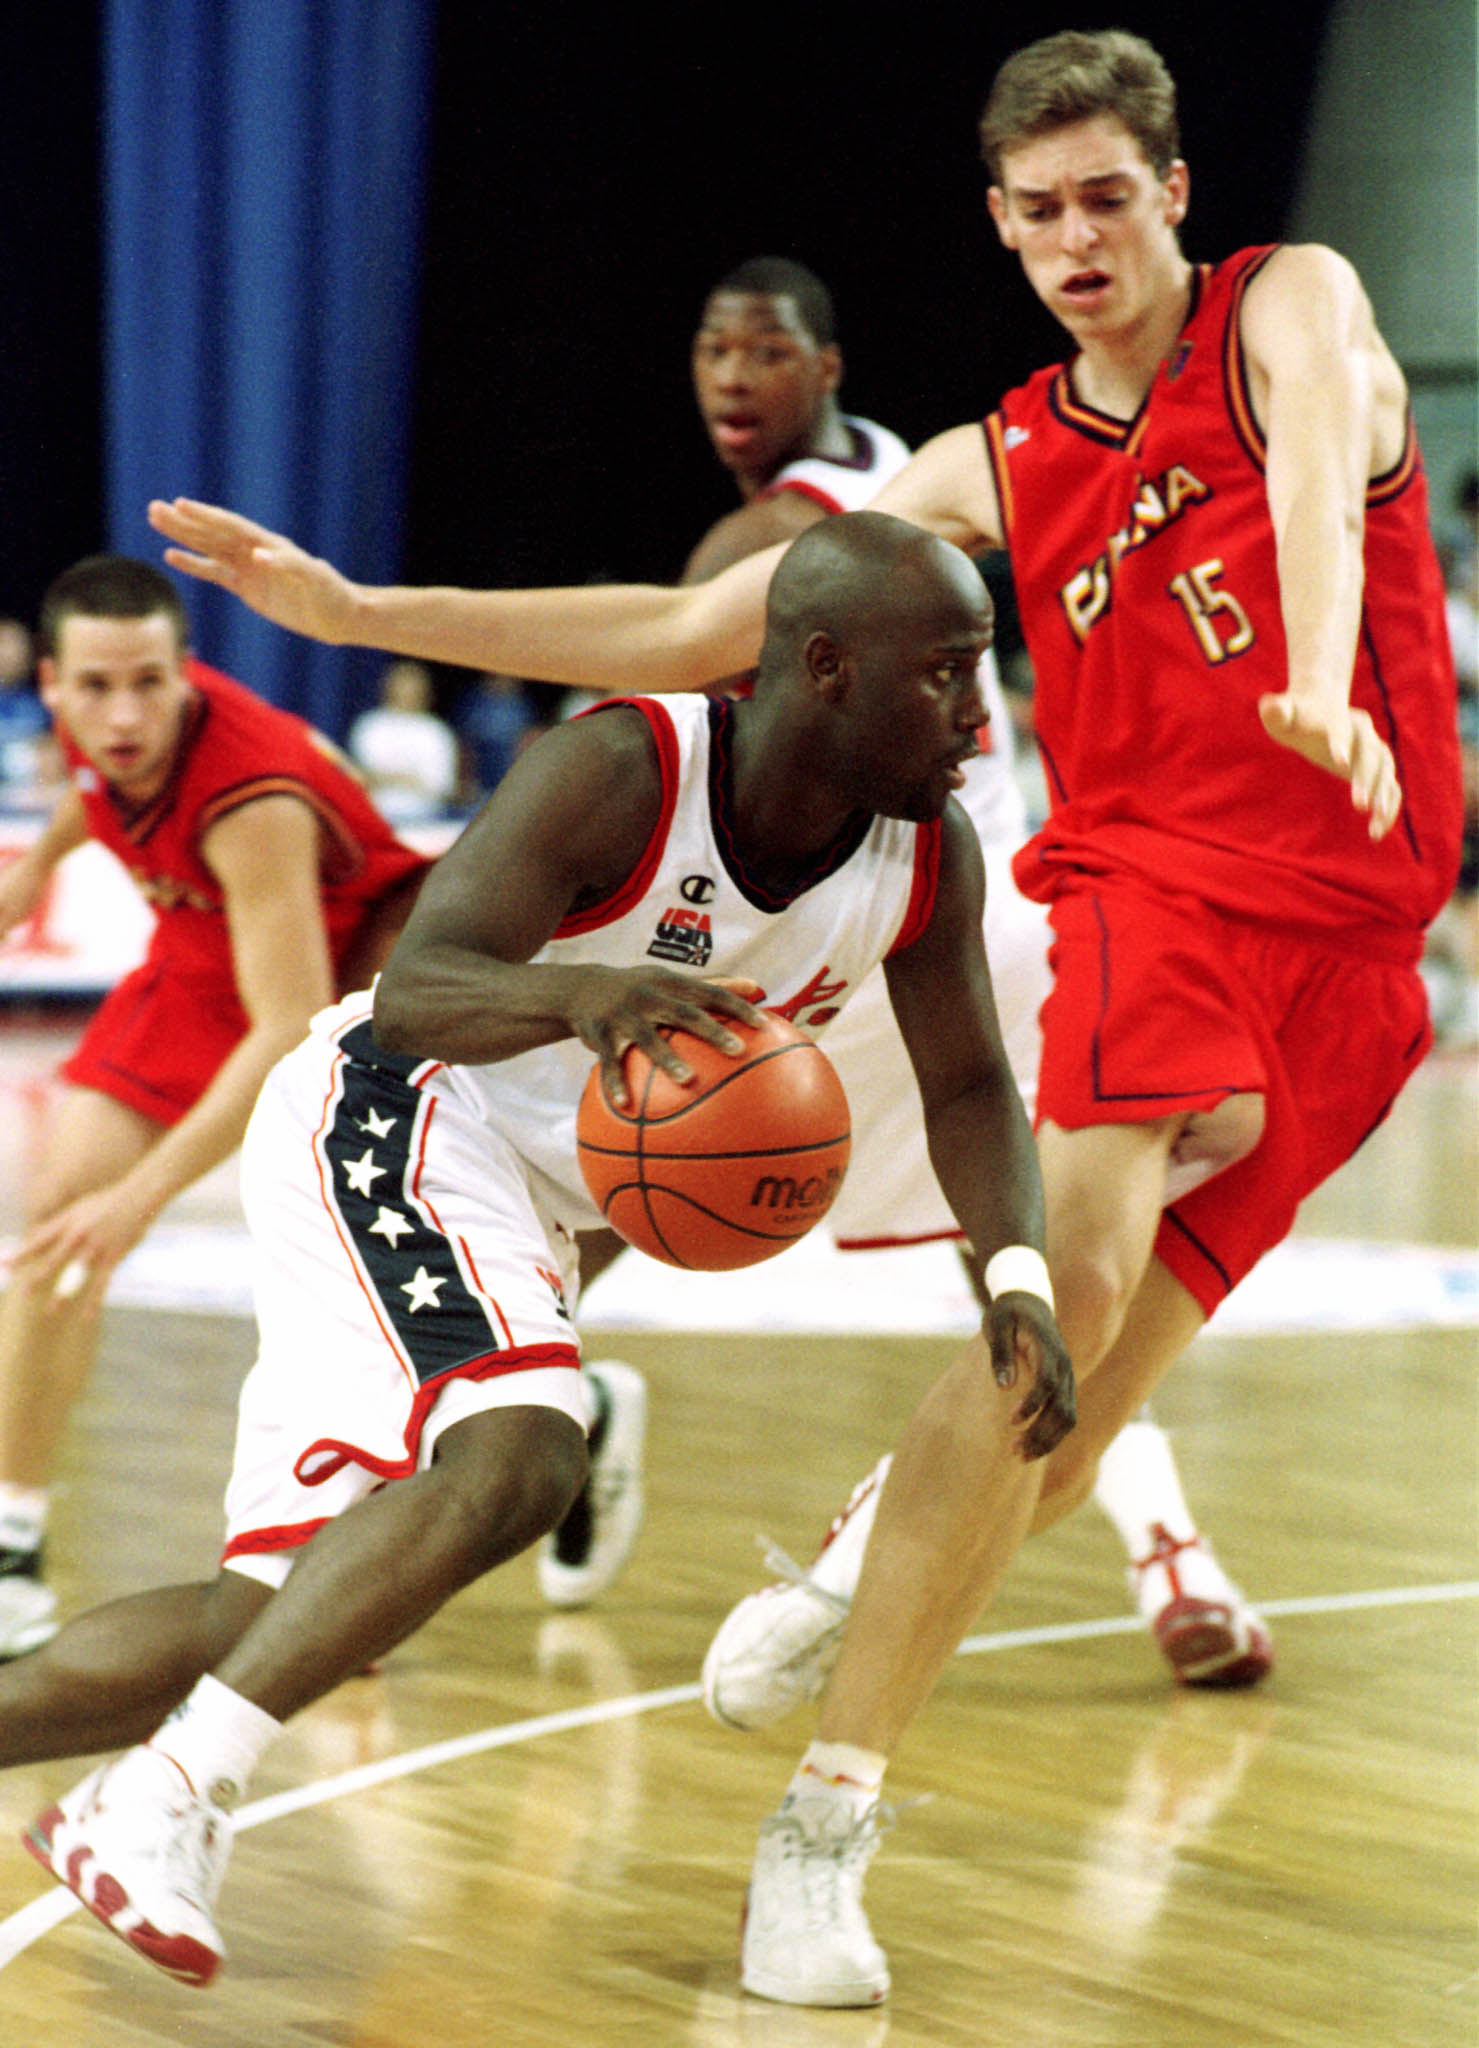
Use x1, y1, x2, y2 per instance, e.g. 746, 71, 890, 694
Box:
982, 413, 1016, 542
1042, 264, 1215, 455
1221, 246, 1279, 469
833, 1225, 966, 1251
760, 480, 846, 514
1367, 416, 1419, 506
194, 773, 368, 880
291, 1341, 583, 1488
887, 817, 943, 955
555, 697, 681, 936
222, 1519, 331, 1562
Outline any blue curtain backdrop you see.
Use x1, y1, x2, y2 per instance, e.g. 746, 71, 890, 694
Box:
102, 1, 435, 738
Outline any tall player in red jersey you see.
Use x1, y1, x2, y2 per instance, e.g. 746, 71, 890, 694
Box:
0, 558, 430, 1663
151, 28, 1464, 2007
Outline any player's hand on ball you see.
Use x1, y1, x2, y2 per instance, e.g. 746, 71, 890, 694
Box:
573, 969, 764, 1110
986, 1296, 1075, 1460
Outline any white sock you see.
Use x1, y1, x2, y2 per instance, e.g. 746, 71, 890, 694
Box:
0, 1483, 48, 1555
149, 1673, 282, 1812
1092, 1420, 1198, 1563
786, 1739, 887, 1821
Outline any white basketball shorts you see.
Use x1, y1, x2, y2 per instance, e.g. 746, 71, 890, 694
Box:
221, 1019, 587, 1588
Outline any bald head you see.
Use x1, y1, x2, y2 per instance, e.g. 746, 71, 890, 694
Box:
758, 512, 991, 678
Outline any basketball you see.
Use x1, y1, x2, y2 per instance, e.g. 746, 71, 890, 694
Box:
576, 1010, 851, 1270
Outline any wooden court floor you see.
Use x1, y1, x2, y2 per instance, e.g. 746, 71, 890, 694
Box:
0, 1012, 1473, 2047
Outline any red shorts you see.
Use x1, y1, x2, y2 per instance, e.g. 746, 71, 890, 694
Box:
1036, 879, 1432, 1315
62, 954, 249, 1127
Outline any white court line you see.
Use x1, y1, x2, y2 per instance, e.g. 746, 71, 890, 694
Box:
2, 1577, 1475, 1974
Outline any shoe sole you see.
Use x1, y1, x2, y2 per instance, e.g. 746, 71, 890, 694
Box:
740, 1891, 889, 2007
741, 1966, 890, 2007
22, 1807, 222, 1988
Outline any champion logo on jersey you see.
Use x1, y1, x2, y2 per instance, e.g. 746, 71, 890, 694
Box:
1004, 425, 1031, 449
1166, 339, 1194, 381
648, 903, 713, 967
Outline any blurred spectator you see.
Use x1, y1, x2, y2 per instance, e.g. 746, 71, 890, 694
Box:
346, 658, 459, 824
0, 619, 58, 804
1423, 468, 1478, 1046
455, 670, 542, 804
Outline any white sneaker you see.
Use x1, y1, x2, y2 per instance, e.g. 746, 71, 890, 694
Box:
23, 1746, 232, 1986
703, 1458, 889, 1732
1131, 1525, 1275, 1688
741, 1795, 890, 2007
0, 1560, 57, 1660
538, 1360, 647, 1608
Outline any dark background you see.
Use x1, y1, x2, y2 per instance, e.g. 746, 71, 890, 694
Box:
4, 4, 1336, 677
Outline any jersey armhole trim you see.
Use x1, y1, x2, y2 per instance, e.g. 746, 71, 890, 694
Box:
554, 698, 681, 936
887, 817, 943, 955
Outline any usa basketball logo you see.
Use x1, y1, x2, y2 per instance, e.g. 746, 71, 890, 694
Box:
647, 904, 713, 966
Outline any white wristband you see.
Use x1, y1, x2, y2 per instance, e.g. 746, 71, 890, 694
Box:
984, 1245, 1054, 1312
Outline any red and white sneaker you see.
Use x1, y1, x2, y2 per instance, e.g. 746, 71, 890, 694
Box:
702, 1457, 890, 1731
1132, 1524, 1275, 1688
24, 1747, 231, 1986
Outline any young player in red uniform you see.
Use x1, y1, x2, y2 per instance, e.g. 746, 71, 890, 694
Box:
150, 28, 1463, 2006
0, 558, 430, 1660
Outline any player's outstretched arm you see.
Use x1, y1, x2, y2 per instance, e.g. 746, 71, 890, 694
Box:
1242, 246, 1404, 840
12, 794, 337, 1315
147, 496, 774, 693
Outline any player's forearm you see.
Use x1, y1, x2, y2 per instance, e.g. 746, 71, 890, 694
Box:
114, 1019, 315, 1222
0, 797, 88, 934
24, 790, 89, 871
925, 1076, 1047, 1264
372, 944, 604, 1066
347, 578, 759, 693
1267, 443, 1366, 709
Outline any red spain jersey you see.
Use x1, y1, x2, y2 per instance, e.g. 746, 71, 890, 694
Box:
60, 658, 431, 982
984, 245, 1462, 960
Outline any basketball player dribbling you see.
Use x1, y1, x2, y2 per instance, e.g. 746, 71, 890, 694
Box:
147, 29, 1461, 2001
7, 515, 1072, 1992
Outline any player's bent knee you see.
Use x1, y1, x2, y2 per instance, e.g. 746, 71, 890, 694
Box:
430, 1406, 590, 1573
1044, 1243, 1132, 1361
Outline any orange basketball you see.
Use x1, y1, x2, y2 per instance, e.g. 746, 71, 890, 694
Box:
576, 1010, 851, 1270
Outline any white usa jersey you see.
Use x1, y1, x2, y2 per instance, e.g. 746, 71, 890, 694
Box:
760, 414, 910, 514
310, 694, 943, 1231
